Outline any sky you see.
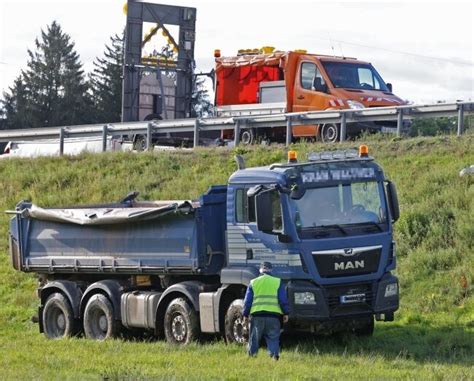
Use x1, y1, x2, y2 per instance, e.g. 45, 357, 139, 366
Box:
0, 0, 473, 104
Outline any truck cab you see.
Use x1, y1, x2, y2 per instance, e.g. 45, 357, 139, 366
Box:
219, 147, 400, 339
215, 49, 407, 143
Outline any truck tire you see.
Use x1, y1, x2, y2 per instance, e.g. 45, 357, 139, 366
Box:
164, 297, 199, 345
133, 135, 147, 151
83, 294, 119, 340
240, 129, 255, 145
353, 316, 374, 336
321, 123, 340, 143
224, 299, 248, 344
43, 293, 79, 339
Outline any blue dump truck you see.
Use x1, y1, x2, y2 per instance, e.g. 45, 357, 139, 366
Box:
8, 146, 400, 344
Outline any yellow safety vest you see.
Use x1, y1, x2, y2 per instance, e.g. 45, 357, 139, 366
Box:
250, 274, 283, 315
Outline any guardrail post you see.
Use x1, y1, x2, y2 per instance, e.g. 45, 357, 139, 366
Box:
286, 117, 293, 146
193, 119, 200, 148
59, 128, 65, 156
339, 113, 347, 142
146, 123, 153, 151
457, 104, 464, 136
102, 125, 108, 152
234, 120, 241, 146
397, 109, 404, 137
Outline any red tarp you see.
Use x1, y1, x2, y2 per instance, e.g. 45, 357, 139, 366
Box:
215, 53, 286, 105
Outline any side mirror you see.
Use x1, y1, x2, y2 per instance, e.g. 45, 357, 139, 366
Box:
255, 191, 274, 233
386, 83, 393, 93
385, 181, 400, 222
313, 77, 328, 93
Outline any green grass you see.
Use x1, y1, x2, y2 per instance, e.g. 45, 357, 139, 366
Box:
0, 133, 473, 380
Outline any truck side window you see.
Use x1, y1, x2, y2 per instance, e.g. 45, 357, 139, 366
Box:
235, 189, 256, 223
301, 62, 325, 91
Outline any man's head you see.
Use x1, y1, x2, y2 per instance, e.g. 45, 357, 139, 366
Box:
259, 261, 273, 274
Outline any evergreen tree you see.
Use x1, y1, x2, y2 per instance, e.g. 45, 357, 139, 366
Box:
1, 21, 91, 129
89, 34, 124, 123
192, 75, 213, 117
1, 74, 33, 129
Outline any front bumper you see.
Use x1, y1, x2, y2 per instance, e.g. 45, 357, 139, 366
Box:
287, 273, 399, 322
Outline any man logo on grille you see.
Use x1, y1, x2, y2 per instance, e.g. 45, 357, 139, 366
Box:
334, 260, 365, 271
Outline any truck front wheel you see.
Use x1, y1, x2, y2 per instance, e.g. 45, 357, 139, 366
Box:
83, 294, 119, 340
43, 293, 78, 339
163, 297, 199, 345
224, 299, 248, 344
321, 123, 340, 143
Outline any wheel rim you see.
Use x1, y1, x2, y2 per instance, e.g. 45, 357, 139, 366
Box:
89, 307, 108, 339
323, 125, 338, 142
240, 130, 253, 145
135, 137, 146, 151
232, 317, 247, 343
171, 314, 187, 342
46, 305, 66, 338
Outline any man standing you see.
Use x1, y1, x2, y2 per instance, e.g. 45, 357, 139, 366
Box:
243, 261, 289, 360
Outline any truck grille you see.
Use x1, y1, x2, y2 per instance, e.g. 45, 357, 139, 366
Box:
324, 283, 375, 316
312, 245, 381, 278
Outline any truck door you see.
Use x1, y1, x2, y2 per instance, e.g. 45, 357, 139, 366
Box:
292, 60, 333, 137
227, 187, 293, 267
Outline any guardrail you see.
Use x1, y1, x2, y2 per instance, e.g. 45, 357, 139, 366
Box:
0, 101, 472, 154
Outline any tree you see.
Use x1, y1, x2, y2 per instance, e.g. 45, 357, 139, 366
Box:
192, 75, 213, 117
1, 74, 33, 129
89, 34, 124, 123
1, 21, 91, 129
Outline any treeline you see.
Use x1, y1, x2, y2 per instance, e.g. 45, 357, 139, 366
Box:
0, 21, 211, 130
0, 22, 123, 129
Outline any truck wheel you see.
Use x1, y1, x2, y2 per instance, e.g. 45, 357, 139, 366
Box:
164, 297, 199, 345
133, 135, 147, 151
43, 293, 78, 339
224, 299, 248, 344
321, 123, 340, 143
240, 129, 255, 145
353, 316, 375, 336
83, 294, 119, 340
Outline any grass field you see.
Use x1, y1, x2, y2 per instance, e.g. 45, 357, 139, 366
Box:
0, 133, 473, 380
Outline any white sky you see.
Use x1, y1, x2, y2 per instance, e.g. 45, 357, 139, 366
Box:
0, 0, 473, 104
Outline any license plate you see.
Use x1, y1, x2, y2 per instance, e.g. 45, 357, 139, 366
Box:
340, 293, 366, 304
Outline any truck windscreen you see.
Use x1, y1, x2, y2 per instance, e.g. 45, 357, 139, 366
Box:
322, 62, 389, 92
290, 181, 387, 232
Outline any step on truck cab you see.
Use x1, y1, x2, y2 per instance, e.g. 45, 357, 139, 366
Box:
8, 145, 400, 344
215, 48, 408, 143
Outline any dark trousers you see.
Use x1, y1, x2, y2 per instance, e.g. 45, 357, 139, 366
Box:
247, 315, 281, 358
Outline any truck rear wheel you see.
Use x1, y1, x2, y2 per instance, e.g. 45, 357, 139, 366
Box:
224, 299, 248, 344
240, 129, 255, 145
43, 293, 78, 339
164, 297, 199, 345
321, 123, 340, 143
133, 135, 147, 151
83, 294, 119, 340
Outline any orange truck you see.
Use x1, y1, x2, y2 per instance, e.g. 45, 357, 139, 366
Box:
214, 48, 407, 143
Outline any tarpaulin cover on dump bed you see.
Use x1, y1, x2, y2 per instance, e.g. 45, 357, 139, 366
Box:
22, 201, 194, 225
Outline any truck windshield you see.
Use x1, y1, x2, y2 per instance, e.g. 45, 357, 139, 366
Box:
322, 61, 389, 92
290, 181, 387, 234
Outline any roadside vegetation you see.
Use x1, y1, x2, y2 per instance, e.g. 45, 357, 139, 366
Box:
0, 133, 473, 380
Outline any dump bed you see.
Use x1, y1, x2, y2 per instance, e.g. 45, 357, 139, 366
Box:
8, 187, 227, 275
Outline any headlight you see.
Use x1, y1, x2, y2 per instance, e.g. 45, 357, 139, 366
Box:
347, 100, 365, 110
384, 283, 398, 297
294, 292, 316, 305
